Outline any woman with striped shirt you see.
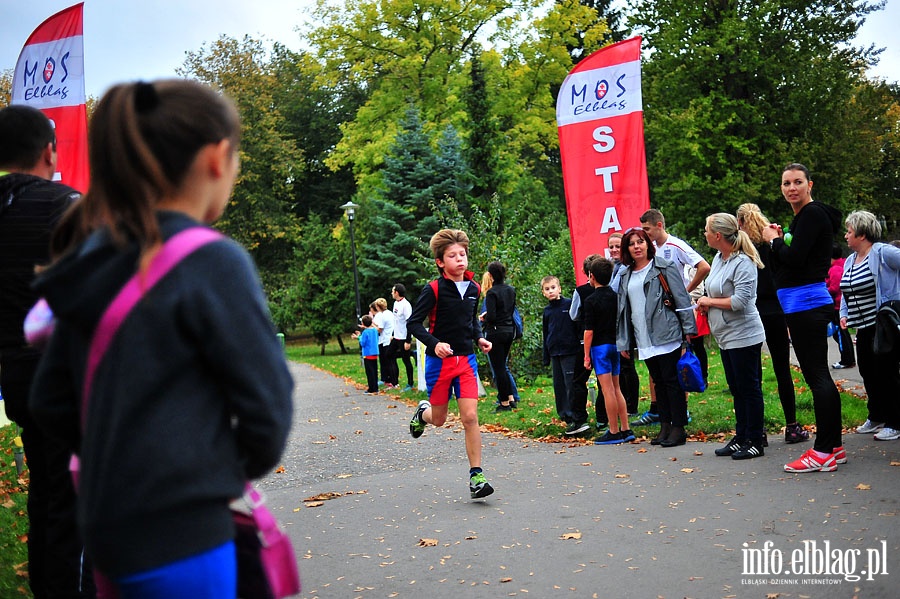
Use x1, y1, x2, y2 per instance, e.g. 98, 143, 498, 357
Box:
839, 211, 900, 441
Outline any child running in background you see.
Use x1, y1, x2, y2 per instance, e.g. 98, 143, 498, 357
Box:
353, 314, 380, 394
407, 229, 495, 499
583, 257, 635, 445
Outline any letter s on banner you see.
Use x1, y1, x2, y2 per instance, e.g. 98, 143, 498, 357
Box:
12, 3, 89, 194
556, 37, 650, 286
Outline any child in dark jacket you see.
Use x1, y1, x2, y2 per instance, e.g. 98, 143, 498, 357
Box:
540, 275, 583, 431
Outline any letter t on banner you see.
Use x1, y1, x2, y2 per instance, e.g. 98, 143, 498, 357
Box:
556, 37, 649, 286
12, 3, 89, 194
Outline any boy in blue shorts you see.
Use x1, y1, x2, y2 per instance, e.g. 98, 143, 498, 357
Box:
583, 257, 635, 444
407, 229, 495, 499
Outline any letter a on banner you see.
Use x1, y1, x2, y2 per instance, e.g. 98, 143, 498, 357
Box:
556, 37, 649, 286
12, 3, 89, 193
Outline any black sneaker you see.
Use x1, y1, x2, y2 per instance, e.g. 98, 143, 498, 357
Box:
409, 400, 430, 438
594, 430, 625, 445
619, 429, 636, 442
715, 436, 743, 457
469, 472, 494, 499
566, 421, 590, 435
495, 403, 513, 412
732, 440, 764, 460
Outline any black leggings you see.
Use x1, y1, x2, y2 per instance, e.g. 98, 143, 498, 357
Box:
760, 312, 798, 424
784, 305, 842, 452
486, 330, 515, 402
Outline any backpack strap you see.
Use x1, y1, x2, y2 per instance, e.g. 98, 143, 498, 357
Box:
80, 227, 224, 428
428, 279, 439, 334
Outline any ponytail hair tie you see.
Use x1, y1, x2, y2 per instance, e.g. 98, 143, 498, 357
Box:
134, 81, 159, 113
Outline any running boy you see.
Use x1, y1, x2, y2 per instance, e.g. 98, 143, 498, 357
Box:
541, 275, 582, 429
407, 229, 495, 499
583, 257, 635, 444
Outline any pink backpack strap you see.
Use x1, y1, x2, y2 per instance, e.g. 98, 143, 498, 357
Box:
427, 279, 439, 334
80, 227, 223, 428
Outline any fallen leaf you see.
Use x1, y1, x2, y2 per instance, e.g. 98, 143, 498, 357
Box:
855, 483, 871, 491
417, 538, 439, 547
305, 491, 343, 502
500, 577, 512, 583
274, 465, 286, 474
681, 468, 695, 473
304, 501, 324, 508
560, 532, 582, 540
614, 474, 629, 479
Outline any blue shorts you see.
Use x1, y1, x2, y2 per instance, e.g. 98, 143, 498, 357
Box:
424, 354, 479, 406
591, 344, 620, 376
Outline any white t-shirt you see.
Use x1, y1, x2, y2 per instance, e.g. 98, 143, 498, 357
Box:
392, 297, 411, 340
656, 234, 704, 288
373, 310, 394, 346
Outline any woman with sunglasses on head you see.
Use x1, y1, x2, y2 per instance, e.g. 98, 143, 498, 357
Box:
697, 214, 767, 460
616, 228, 697, 447
762, 163, 844, 473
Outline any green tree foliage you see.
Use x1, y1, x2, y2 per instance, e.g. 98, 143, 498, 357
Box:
275, 214, 355, 353
269, 44, 367, 221
180, 36, 304, 295
358, 105, 471, 300
632, 0, 888, 239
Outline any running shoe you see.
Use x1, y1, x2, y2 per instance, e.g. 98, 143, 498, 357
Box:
566, 421, 590, 435
874, 427, 900, 441
620, 429, 636, 442
832, 446, 847, 464
593, 430, 625, 445
409, 400, 430, 438
715, 436, 743, 457
784, 448, 838, 473
469, 472, 494, 499
855, 419, 885, 434
495, 403, 513, 412
630, 411, 660, 426
831, 361, 855, 369
731, 440, 764, 460
784, 423, 810, 444
402, 385, 413, 392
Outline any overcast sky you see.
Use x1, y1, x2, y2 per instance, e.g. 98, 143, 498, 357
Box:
2, 0, 898, 98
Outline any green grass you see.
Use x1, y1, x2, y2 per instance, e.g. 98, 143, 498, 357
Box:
0, 423, 31, 598
286, 340, 871, 442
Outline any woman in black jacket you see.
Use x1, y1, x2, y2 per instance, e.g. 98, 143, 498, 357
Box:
482, 261, 518, 410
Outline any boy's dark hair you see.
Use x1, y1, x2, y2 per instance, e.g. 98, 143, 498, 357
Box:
487, 261, 506, 285
361, 314, 373, 327
0, 105, 56, 170
640, 208, 665, 227
429, 229, 469, 269
393, 283, 406, 298
589, 257, 614, 286
581, 253, 602, 276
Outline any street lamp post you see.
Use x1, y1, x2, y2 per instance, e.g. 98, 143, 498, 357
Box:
341, 201, 362, 324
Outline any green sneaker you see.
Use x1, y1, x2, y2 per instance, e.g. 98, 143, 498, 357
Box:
409, 400, 430, 438
469, 472, 494, 499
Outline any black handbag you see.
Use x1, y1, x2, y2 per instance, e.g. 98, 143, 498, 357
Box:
874, 300, 900, 355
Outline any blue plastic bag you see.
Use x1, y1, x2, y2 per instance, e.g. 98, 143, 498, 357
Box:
677, 344, 706, 393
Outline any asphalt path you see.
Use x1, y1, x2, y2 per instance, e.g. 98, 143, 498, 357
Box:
257, 357, 899, 599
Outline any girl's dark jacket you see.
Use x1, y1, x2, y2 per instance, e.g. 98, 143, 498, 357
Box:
29, 211, 294, 577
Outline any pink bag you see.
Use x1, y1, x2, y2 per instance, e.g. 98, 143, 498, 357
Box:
233, 485, 301, 598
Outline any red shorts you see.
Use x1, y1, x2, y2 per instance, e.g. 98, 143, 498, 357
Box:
424, 354, 479, 406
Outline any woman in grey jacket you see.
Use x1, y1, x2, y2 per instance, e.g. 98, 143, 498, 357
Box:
839, 210, 900, 441
697, 214, 767, 460
617, 228, 697, 447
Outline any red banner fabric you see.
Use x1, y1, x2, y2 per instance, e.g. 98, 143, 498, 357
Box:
12, 3, 89, 194
556, 37, 649, 286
